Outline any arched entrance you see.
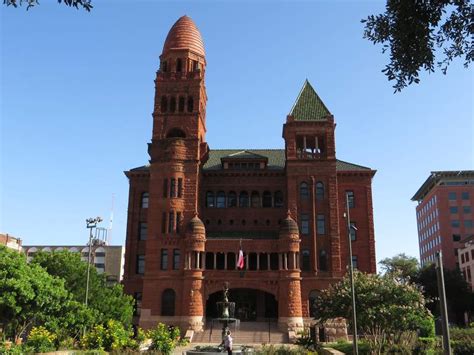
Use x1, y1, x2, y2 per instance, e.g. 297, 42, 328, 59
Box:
206, 288, 278, 321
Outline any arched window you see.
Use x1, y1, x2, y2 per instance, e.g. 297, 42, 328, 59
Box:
300, 182, 309, 199
227, 191, 237, 207
141, 192, 149, 209
216, 191, 226, 208
161, 289, 175, 316
166, 128, 186, 138
251, 191, 260, 208
187, 97, 194, 112
178, 96, 185, 112
316, 182, 324, 201
161, 60, 168, 72
170, 97, 176, 113
160, 96, 168, 113
309, 290, 320, 318
239, 191, 249, 207
262, 191, 272, 208
176, 58, 182, 72
319, 250, 328, 271
302, 250, 310, 271
274, 190, 284, 208
206, 191, 215, 208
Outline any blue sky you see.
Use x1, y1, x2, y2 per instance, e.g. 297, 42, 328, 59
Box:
1, 0, 473, 266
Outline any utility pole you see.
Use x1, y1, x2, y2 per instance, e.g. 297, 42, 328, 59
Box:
345, 193, 358, 355
436, 252, 452, 355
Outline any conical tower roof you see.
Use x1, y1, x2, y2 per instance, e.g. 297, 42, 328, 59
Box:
289, 80, 331, 121
162, 15, 205, 57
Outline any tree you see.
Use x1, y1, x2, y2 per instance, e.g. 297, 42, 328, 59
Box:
379, 253, 419, 282
362, 0, 473, 92
414, 264, 474, 325
3, 0, 92, 11
0, 246, 91, 341
314, 270, 433, 354
31, 250, 134, 327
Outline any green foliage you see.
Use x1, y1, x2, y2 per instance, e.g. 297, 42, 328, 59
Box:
362, 0, 473, 92
32, 250, 134, 327
0, 341, 31, 355
450, 327, 474, 355
147, 323, 181, 354
80, 319, 137, 352
329, 340, 371, 354
378, 253, 419, 282
25, 326, 57, 353
3, 0, 93, 11
413, 337, 440, 355
256, 344, 315, 354
315, 270, 433, 354
295, 328, 318, 351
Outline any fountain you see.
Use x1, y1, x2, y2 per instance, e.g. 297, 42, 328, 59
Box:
186, 283, 254, 354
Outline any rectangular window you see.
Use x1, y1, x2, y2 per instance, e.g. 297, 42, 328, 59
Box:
471, 250, 474, 259
163, 179, 168, 198
173, 249, 180, 270
462, 192, 470, 200
461, 254, 465, 263
300, 214, 309, 235
170, 178, 176, 198
450, 206, 458, 214
138, 222, 148, 241
317, 214, 326, 235
346, 191, 355, 208
351, 255, 358, 269
466, 252, 470, 262
136, 255, 145, 275
141, 192, 149, 208
161, 212, 167, 234
463, 206, 471, 214
161, 249, 168, 270
168, 211, 175, 233
464, 220, 473, 228
176, 212, 182, 233
448, 192, 457, 200
350, 222, 357, 241
134, 292, 142, 316
451, 220, 460, 228
177, 178, 183, 198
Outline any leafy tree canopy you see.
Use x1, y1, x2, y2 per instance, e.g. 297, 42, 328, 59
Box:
362, 0, 473, 91
379, 252, 419, 282
32, 250, 134, 327
3, 0, 92, 11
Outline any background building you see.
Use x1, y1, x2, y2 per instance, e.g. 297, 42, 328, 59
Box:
458, 235, 474, 291
412, 171, 474, 269
0, 233, 22, 252
22, 244, 124, 283
122, 16, 376, 335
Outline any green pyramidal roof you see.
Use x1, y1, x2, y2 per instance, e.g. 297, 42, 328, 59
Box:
289, 80, 331, 121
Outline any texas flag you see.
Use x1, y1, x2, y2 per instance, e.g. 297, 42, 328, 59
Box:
237, 248, 244, 269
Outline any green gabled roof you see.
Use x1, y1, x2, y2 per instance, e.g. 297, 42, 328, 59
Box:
289, 80, 331, 121
223, 150, 268, 160
207, 231, 279, 239
203, 149, 285, 170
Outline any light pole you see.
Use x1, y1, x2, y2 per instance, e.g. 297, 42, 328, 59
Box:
344, 193, 358, 355
435, 252, 452, 355
85, 217, 102, 307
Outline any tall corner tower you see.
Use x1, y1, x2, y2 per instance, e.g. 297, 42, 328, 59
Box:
140, 15, 208, 331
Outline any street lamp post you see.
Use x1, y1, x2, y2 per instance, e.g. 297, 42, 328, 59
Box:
345, 194, 358, 355
85, 217, 102, 307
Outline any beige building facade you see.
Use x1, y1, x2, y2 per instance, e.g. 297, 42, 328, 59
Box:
458, 235, 474, 291
0, 233, 22, 252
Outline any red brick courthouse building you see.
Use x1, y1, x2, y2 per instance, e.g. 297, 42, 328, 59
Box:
122, 16, 376, 334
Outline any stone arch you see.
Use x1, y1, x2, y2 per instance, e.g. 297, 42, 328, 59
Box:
166, 128, 186, 138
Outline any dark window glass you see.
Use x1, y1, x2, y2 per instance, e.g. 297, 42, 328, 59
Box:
464, 220, 473, 228
168, 212, 175, 233
170, 97, 176, 112
301, 214, 309, 235
187, 97, 194, 112
346, 191, 355, 208
139, 222, 148, 241
178, 96, 185, 112
309, 290, 320, 318
274, 191, 284, 208
249, 253, 257, 270
300, 182, 309, 199
161, 289, 175, 316
450, 206, 458, 214
317, 214, 325, 234
216, 253, 225, 270
161, 249, 168, 270
448, 192, 457, 200
270, 253, 279, 270
216, 191, 226, 208
262, 191, 272, 207
206, 191, 215, 208
462, 192, 470, 200
170, 178, 176, 198
319, 250, 328, 271
163, 179, 168, 198
350, 222, 357, 241
302, 250, 310, 271
176, 58, 182, 72
205, 252, 214, 270
134, 292, 142, 316
141, 192, 149, 209
239, 191, 249, 207
352, 255, 358, 269
451, 220, 460, 228
251, 191, 260, 208
136, 255, 145, 275
259, 253, 268, 270
177, 178, 183, 198
453, 234, 461, 242
173, 249, 180, 270
316, 182, 324, 201
161, 61, 167, 72
463, 206, 471, 213
227, 252, 236, 270
228, 191, 237, 207
161, 212, 167, 234
95, 252, 106, 257
176, 212, 182, 234
160, 96, 168, 113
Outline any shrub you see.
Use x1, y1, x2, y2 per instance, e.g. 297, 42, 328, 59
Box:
329, 340, 371, 354
25, 326, 57, 353
450, 327, 474, 355
147, 323, 181, 354
413, 336, 440, 354
81, 320, 136, 351
257, 344, 314, 354
0, 341, 30, 355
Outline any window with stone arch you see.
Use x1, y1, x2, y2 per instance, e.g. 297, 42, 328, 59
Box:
262, 191, 272, 207
239, 191, 249, 207
161, 289, 175, 316
251, 191, 260, 208
227, 191, 237, 207
300, 182, 309, 199
206, 191, 215, 208
160, 96, 168, 113
274, 190, 284, 208
170, 96, 177, 113
216, 191, 226, 208
187, 97, 194, 112
308, 290, 320, 318
176, 58, 183, 72
178, 96, 185, 112
302, 249, 310, 271
319, 250, 328, 271
316, 182, 324, 201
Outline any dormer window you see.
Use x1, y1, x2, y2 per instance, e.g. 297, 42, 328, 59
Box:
221, 151, 268, 170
